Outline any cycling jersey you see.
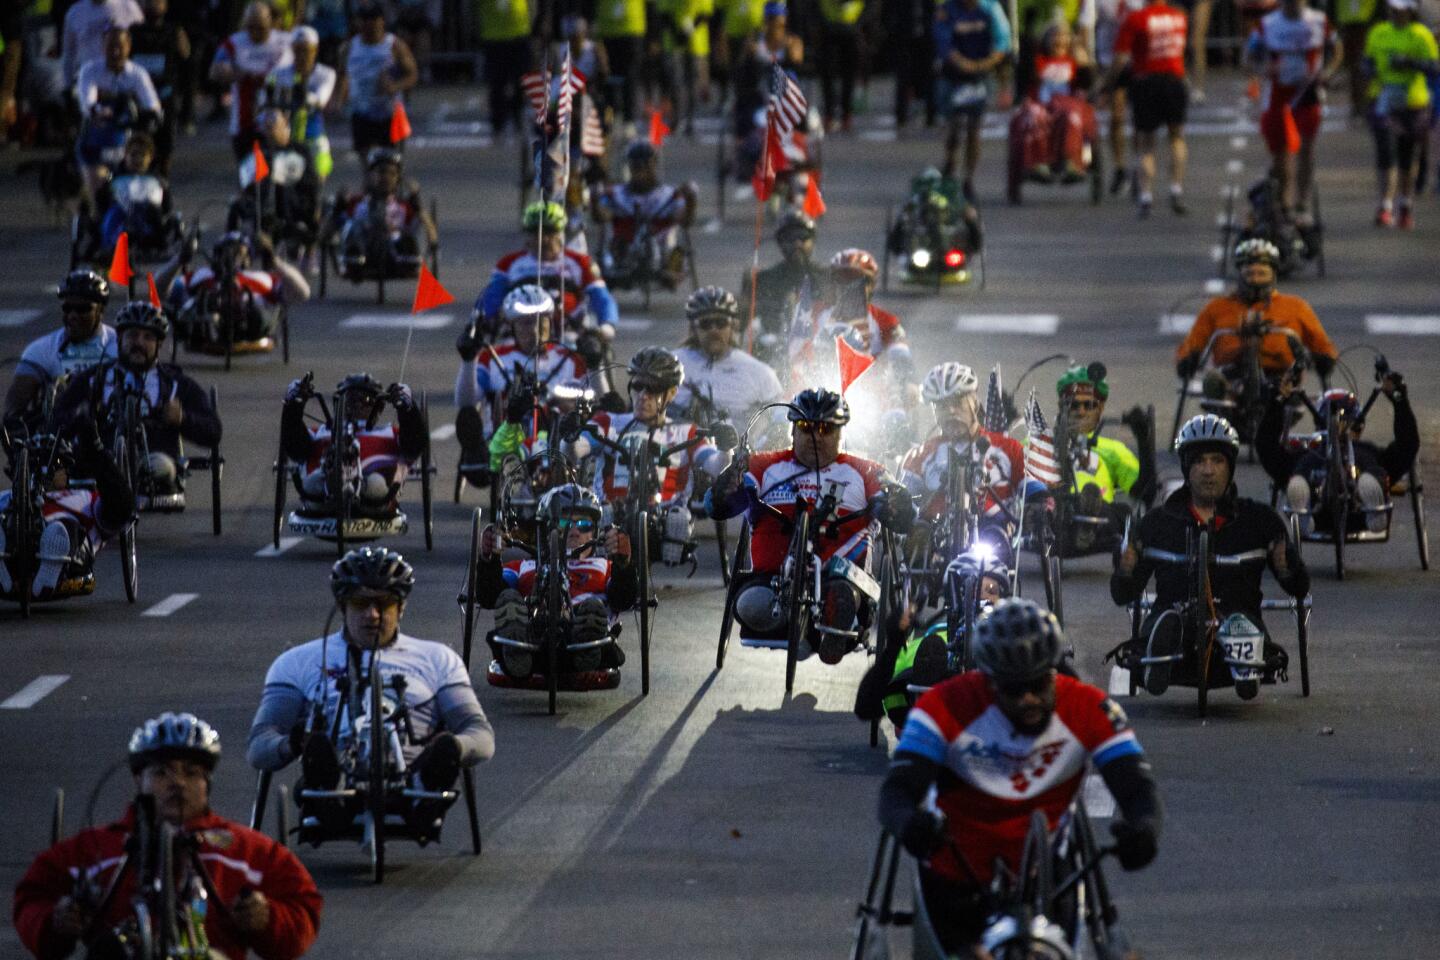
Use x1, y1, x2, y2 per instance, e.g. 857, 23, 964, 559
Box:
14, 807, 321, 960
898, 430, 1026, 518
1250, 8, 1331, 103
1115, 2, 1187, 77
0, 487, 103, 549
301, 422, 406, 476
1032, 54, 1078, 101
344, 191, 422, 236
809, 303, 909, 358
480, 248, 619, 330
61, 0, 143, 85
265, 62, 338, 147
711, 448, 888, 571
16, 325, 117, 385
1177, 292, 1337, 375
457, 342, 589, 417
897, 671, 1143, 883
597, 182, 691, 244
174, 265, 286, 306
213, 28, 293, 135
586, 413, 724, 505
503, 556, 615, 604
673, 346, 784, 427
74, 59, 162, 117
1075, 432, 1140, 501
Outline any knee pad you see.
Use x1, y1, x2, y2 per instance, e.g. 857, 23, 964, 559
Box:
1356, 472, 1387, 531
735, 582, 783, 633
660, 505, 694, 565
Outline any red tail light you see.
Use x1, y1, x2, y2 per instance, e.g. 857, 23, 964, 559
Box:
944, 249, 966, 269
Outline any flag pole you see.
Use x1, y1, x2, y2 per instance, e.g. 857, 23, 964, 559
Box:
745, 110, 775, 354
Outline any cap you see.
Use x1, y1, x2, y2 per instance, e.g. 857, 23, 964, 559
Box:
292, 25, 320, 46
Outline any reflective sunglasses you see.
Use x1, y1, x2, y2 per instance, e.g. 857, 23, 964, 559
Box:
1067, 400, 1099, 412
345, 595, 402, 613
629, 381, 668, 397
794, 420, 837, 436
556, 516, 596, 532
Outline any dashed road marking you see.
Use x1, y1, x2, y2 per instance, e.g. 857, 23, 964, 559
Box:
1, 675, 70, 710
1365, 314, 1440, 336
1204, 278, 1226, 294
1226, 159, 1245, 175
955, 313, 1059, 335
615, 317, 655, 331
1082, 774, 1116, 818
701, 219, 723, 235
431, 423, 456, 441
256, 537, 302, 557
1230, 136, 1248, 150
1158, 313, 1194, 335
142, 593, 199, 617
0, 309, 41, 328
340, 313, 455, 330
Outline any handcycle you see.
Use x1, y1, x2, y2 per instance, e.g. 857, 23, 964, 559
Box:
272, 374, 435, 557
168, 228, 292, 372
880, 178, 986, 292
1109, 524, 1312, 718
249, 642, 482, 884
316, 193, 440, 305
714, 100, 825, 224
1278, 352, 1428, 579
1171, 322, 1313, 455
595, 192, 701, 309
853, 802, 1131, 960
69, 173, 184, 277
1218, 174, 1325, 281
1005, 90, 1104, 207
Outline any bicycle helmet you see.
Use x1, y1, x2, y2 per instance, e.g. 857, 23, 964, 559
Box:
627, 346, 685, 391
1317, 388, 1359, 424
127, 711, 222, 773
921, 362, 978, 402
775, 209, 816, 240
538, 482, 603, 523
366, 146, 403, 172
211, 230, 250, 263
1174, 413, 1240, 472
335, 372, 384, 401
788, 387, 851, 425
624, 139, 658, 167
1233, 238, 1280, 269
522, 200, 567, 232
945, 548, 1012, 597
972, 598, 1063, 683
685, 285, 739, 324
113, 301, 169, 339
331, 546, 415, 601
502, 284, 556, 326
57, 268, 111, 306
829, 248, 879, 282
1056, 362, 1109, 401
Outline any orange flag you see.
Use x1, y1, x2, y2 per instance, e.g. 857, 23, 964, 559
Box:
146, 272, 162, 308
836, 335, 875, 396
251, 140, 270, 182
108, 232, 133, 286
390, 100, 413, 143
802, 176, 827, 218
648, 109, 670, 148
411, 263, 454, 314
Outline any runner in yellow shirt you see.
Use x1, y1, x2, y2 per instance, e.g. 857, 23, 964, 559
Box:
1363, 0, 1436, 228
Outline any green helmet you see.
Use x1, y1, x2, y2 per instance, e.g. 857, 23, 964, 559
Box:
522, 201, 566, 232
1057, 362, 1109, 401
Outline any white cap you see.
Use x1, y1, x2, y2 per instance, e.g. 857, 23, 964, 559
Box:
292, 25, 320, 46
1387, 0, 1418, 10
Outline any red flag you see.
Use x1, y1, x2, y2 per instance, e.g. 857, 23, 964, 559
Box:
836, 336, 875, 395
390, 100, 412, 143
751, 118, 788, 201
411, 263, 455, 314
251, 140, 269, 182
802, 176, 826, 218
648, 109, 671, 148
108, 232, 133, 286
146, 272, 162, 308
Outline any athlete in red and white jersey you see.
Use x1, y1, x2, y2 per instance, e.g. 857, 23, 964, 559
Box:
879, 600, 1161, 954
1112, 0, 1190, 216
593, 141, 698, 288
209, 1, 293, 158
586, 411, 723, 506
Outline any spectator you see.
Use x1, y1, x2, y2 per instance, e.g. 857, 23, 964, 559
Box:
597, 0, 646, 129
209, 0, 293, 160
307, 0, 351, 67
62, 0, 144, 89
338, 2, 420, 161
129, 0, 191, 173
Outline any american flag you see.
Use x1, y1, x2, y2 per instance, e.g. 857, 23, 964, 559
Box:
580, 99, 606, 157
520, 70, 549, 126
767, 64, 807, 136
554, 55, 585, 133
983, 364, 1006, 434
1024, 389, 1061, 485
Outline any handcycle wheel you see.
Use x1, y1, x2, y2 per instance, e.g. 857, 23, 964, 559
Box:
716, 517, 731, 586
419, 393, 434, 551
368, 652, 387, 884
272, 439, 288, 551
1329, 422, 1348, 580
1196, 531, 1215, 719
784, 510, 812, 694
1333, 499, 1347, 580
1042, 542, 1064, 626
280, 305, 290, 365
546, 526, 564, 716
209, 387, 223, 536
637, 509, 653, 698
1089, 138, 1103, 205
871, 539, 897, 748
1018, 810, 1054, 922
120, 521, 138, 604
462, 508, 481, 669
1412, 464, 1429, 571
715, 518, 750, 670
14, 445, 34, 619
461, 767, 482, 856
51, 787, 64, 845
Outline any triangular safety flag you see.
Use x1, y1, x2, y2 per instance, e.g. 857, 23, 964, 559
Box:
146, 272, 162, 308
251, 140, 270, 182
390, 100, 412, 143
411, 263, 455, 314
836, 335, 875, 396
802, 175, 826, 218
751, 117, 787, 201
648, 109, 670, 148
108, 232, 133, 286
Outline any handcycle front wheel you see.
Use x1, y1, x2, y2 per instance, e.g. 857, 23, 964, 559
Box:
637, 509, 653, 698
783, 510, 812, 694
715, 518, 751, 670
368, 654, 387, 884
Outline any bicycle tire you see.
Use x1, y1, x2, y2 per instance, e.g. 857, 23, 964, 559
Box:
368, 652, 386, 884
716, 519, 749, 670
637, 509, 652, 698
546, 526, 563, 716
1330, 415, 1347, 580
14, 445, 34, 618
716, 518, 730, 586
120, 519, 138, 604
1018, 809, 1054, 923
784, 510, 811, 694
1413, 465, 1429, 571
420, 393, 434, 551
272, 438, 288, 550
333, 390, 349, 559
462, 508, 481, 668
1196, 530, 1214, 719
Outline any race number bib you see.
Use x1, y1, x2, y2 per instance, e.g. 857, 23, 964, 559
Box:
950, 81, 988, 108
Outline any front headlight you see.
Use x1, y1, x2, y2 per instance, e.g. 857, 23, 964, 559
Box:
910, 249, 932, 270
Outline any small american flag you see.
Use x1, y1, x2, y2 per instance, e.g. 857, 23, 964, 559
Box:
580, 97, 606, 157
520, 70, 549, 126
983, 363, 1006, 434
767, 64, 808, 136
555, 55, 585, 132
1024, 389, 1061, 485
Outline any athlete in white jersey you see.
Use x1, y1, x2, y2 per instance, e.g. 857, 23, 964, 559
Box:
209, 1, 292, 158
340, 2, 419, 161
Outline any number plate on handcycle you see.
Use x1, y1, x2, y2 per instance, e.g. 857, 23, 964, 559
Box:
824, 556, 880, 602
1217, 613, 1266, 681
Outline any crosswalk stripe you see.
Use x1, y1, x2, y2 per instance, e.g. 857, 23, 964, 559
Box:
955, 314, 1059, 335
142, 593, 199, 617
0, 309, 41, 328
1, 675, 70, 710
340, 313, 455, 330
1365, 314, 1440, 336
256, 537, 302, 557
431, 423, 456, 441
1230, 136, 1248, 150
1226, 159, 1244, 175
1158, 313, 1193, 335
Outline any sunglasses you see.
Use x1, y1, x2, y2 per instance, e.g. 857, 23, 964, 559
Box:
629, 382, 668, 397
996, 674, 1052, 699
62, 303, 95, 316
1067, 400, 1099, 412
794, 420, 837, 436
693, 316, 731, 331
345, 595, 402, 613
556, 517, 596, 532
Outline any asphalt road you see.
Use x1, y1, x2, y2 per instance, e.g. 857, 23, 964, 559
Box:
2, 72, 1438, 960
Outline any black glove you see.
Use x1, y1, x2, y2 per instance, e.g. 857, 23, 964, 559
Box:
504, 388, 534, 425
284, 375, 315, 405
386, 382, 415, 411
876, 486, 916, 534
709, 421, 739, 452
1312, 353, 1335, 378
899, 808, 947, 860
287, 724, 307, 761
1176, 354, 1199, 381
598, 390, 626, 413
1110, 818, 1158, 871
713, 461, 746, 499
456, 322, 480, 363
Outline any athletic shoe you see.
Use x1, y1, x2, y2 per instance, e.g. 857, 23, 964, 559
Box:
494, 589, 533, 678
1398, 206, 1414, 230
1170, 193, 1188, 216
818, 582, 858, 664
32, 521, 71, 595
1375, 207, 1394, 228
1143, 615, 1181, 696
1357, 473, 1388, 532
569, 597, 609, 672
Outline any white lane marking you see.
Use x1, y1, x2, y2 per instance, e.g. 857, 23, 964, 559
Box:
1209, 244, 1224, 263
1108, 664, 1132, 696
859, 130, 897, 142
431, 423, 456, 441
341, 313, 455, 330
1204, 278, 1226, 294
1226, 159, 1244, 175
1230, 136, 1248, 150
1365, 314, 1440, 336
256, 537, 302, 557
955, 314, 1060, 335
1, 675, 70, 710
0, 309, 42, 328
701, 218, 723, 235
1158, 313, 1193, 335
1215, 213, 1236, 227
1082, 774, 1117, 818
615, 317, 655, 331
142, 593, 199, 617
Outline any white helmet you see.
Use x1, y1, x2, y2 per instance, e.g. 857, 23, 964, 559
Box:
502, 284, 556, 325
921, 362, 978, 403
1174, 414, 1240, 468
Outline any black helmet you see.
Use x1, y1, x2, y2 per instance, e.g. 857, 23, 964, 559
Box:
331, 546, 415, 601
211, 231, 249, 262
973, 599, 1063, 683
336, 372, 385, 400
127, 711, 222, 773
57, 269, 111, 306
366, 146, 403, 171
775, 209, 816, 241
538, 482, 603, 523
788, 388, 850, 426
624, 139, 657, 166
685, 285, 738, 324
627, 347, 684, 391
114, 301, 169, 339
